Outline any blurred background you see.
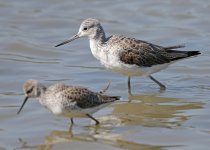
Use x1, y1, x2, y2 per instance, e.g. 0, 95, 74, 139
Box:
0, 0, 210, 150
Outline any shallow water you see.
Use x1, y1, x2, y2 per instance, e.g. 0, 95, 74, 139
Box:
0, 0, 210, 150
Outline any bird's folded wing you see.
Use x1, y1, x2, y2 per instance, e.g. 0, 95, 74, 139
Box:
119, 42, 170, 67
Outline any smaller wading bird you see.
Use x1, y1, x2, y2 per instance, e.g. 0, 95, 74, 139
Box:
55, 18, 201, 93
17, 80, 119, 125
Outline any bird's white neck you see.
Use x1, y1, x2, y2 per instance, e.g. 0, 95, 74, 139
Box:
88, 26, 114, 66
89, 25, 106, 56
89, 38, 102, 60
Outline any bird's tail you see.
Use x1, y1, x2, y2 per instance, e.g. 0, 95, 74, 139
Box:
164, 44, 201, 56
163, 44, 201, 61
164, 44, 185, 50
186, 51, 201, 57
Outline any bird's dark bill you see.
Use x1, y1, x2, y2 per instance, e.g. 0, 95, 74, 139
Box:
17, 97, 28, 114
55, 34, 79, 47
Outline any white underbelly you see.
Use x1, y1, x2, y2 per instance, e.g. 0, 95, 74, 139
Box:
104, 62, 171, 77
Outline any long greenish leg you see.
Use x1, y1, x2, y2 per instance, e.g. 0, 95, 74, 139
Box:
86, 114, 100, 125
149, 75, 166, 90
69, 118, 74, 132
128, 76, 131, 94
70, 118, 74, 124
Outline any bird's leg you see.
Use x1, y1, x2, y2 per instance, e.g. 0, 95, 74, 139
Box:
128, 76, 132, 94
69, 118, 74, 132
98, 80, 111, 94
86, 114, 100, 125
70, 118, 74, 124
149, 75, 166, 90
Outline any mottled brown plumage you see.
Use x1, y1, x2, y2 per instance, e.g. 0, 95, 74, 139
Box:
18, 80, 120, 125
55, 18, 201, 92
116, 37, 200, 67
50, 85, 119, 109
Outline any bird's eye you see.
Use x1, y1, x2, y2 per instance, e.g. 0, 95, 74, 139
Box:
83, 27, 88, 31
26, 87, 33, 94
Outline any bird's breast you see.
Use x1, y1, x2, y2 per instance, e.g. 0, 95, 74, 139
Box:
89, 40, 108, 63
89, 39, 122, 69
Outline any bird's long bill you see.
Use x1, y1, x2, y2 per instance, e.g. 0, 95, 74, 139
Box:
17, 97, 28, 114
55, 34, 79, 47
